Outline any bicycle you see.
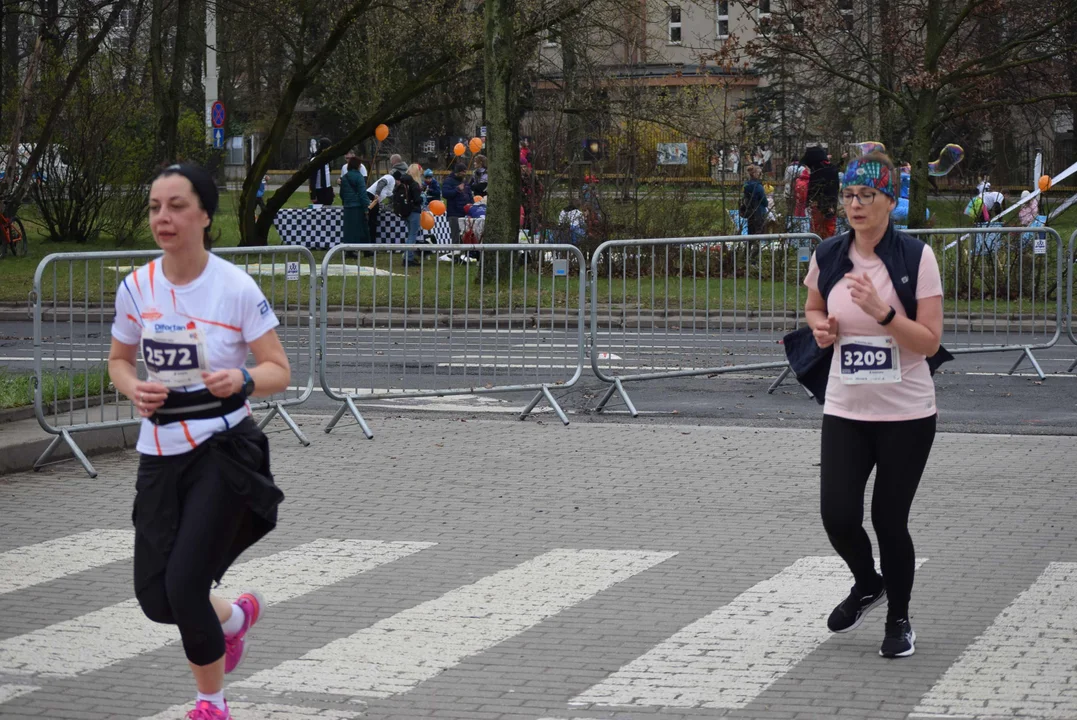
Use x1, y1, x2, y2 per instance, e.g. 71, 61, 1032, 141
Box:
0, 210, 27, 258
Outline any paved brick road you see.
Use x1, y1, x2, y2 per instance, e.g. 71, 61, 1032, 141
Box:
1, 416, 1075, 720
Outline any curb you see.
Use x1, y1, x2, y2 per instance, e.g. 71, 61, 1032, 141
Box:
0, 424, 138, 477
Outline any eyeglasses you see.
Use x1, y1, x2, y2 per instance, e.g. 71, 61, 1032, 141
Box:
840, 190, 878, 206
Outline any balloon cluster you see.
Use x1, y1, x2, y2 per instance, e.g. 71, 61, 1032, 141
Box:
454, 137, 485, 158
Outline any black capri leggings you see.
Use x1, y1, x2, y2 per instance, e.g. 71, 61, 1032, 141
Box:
820, 413, 936, 620
134, 457, 245, 666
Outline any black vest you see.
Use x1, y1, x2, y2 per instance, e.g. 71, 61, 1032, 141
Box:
783, 223, 953, 403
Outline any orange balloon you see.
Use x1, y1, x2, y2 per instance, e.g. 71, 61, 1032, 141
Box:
420, 211, 435, 230
469, 137, 483, 154
375, 124, 389, 142
473, 195, 484, 203
1038, 174, 1052, 192
429, 199, 446, 216
453, 142, 466, 156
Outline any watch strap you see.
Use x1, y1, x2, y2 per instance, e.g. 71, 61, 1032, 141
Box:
240, 367, 255, 396
879, 306, 897, 326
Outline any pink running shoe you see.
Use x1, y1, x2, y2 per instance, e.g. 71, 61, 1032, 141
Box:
185, 699, 231, 719
224, 590, 265, 674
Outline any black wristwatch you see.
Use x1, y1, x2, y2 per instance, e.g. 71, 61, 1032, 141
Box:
240, 367, 256, 397
878, 306, 897, 326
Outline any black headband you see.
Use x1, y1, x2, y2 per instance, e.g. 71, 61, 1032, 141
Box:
157, 163, 219, 220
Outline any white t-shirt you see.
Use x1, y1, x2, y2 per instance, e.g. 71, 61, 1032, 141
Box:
368, 173, 395, 202
341, 163, 368, 182
111, 254, 280, 456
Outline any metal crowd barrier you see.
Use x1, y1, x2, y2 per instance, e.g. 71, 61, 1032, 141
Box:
1066, 229, 1077, 371
904, 227, 1063, 379
589, 233, 822, 415
30, 246, 317, 477
318, 243, 586, 434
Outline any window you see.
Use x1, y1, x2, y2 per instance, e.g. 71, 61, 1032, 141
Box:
117, 8, 133, 30
716, 0, 729, 39
544, 25, 559, 47
838, 0, 853, 31
758, 0, 771, 34
668, 6, 682, 44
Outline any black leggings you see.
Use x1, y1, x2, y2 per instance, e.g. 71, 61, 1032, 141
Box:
820, 413, 936, 620
134, 459, 244, 666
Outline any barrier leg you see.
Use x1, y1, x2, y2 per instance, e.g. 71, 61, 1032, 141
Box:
256, 405, 279, 430
324, 397, 374, 439
593, 378, 638, 417
1008, 347, 1046, 380
519, 385, 570, 426
767, 366, 793, 394
34, 429, 98, 478
1068, 357, 1077, 373
267, 403, 311, 446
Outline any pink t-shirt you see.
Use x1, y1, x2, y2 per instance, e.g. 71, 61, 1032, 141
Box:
804, 242, 943, 421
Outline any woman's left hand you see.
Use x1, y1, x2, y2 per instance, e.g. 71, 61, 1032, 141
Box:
202, 369, 243, 398
845, 272, 891, 322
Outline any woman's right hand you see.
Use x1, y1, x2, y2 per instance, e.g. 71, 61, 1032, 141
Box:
813, 315, 839, 349
130, 381, 169, 418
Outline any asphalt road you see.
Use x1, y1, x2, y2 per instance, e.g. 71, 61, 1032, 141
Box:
4, 319, 1076, 435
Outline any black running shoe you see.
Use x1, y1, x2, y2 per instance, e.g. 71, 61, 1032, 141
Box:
827, 585, 886, 633
880, 617, 916, 658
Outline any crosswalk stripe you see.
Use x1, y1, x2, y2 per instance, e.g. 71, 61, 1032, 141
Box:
569, 556, 927, 710
140, 701, 363, 719
0, 530, 132, 596
0, 684, 38, 705
0, 539, 433, 677
910, 561, 1077, 719
235, 548, 677, 699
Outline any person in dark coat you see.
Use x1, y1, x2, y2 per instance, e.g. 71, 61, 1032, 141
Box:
441, 161, 474, 244
804, 145, 839, 238
340, 156, 369, 245
422, 168, 442, 202
741, 164, 769, 235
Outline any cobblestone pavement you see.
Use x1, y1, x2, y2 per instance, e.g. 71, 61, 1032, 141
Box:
1, 415, 1075, 720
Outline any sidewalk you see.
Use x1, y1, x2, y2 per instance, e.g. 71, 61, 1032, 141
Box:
0, 409, 137, 476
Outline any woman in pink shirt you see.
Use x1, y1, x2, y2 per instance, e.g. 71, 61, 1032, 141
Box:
803, 152, 943, 659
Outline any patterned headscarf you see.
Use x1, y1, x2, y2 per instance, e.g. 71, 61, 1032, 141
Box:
840, 158, 896, 199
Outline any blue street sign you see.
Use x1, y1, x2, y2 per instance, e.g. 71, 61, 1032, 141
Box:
212, 128, 224, 149
211, 101, 226, 128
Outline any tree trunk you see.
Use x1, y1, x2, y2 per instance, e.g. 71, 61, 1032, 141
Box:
906, 90, 936, 230
150, 0, 191, 163
483, 0, 520, 249
4, 0, 128, 215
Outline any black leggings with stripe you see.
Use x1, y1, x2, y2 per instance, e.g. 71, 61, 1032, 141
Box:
820, 413, 936, 621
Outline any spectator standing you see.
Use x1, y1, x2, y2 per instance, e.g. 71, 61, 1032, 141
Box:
471, 154, 489, 196
392, 163, 424, 265
741, 164, 769, 235
1018, 190, 1039, 226
441, 161, 474, 244
783, 159, 804, 219
366, 154, 402, 245
340, 156, 369, 245
804, 146, 840, 238
519, 138, 533, 169
309, 139, 334, 206
255, 175, 268, 214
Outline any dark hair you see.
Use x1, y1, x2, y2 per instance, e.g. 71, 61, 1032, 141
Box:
453, 161, 467, 174
473, 154, 487, 168
347, 157, 361, 171
153, 163, 219, 249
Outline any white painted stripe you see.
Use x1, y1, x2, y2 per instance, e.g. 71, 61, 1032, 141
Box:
912, 562, 1077, 720
236, 548, 677, 699
437, 363, 684, 370
0, 539, 433, 677
0, 530, 132, 596
570, 556, 927, 710
966, 371, 1076, 378
0, 684, 38, 705
141, 702, 362, 720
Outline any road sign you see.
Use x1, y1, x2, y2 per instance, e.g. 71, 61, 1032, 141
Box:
212, 128, 224, 149
211, 101, 226, 128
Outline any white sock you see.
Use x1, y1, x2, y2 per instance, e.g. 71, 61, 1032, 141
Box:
220, 603, 245, 636
197, 690, 226, 711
